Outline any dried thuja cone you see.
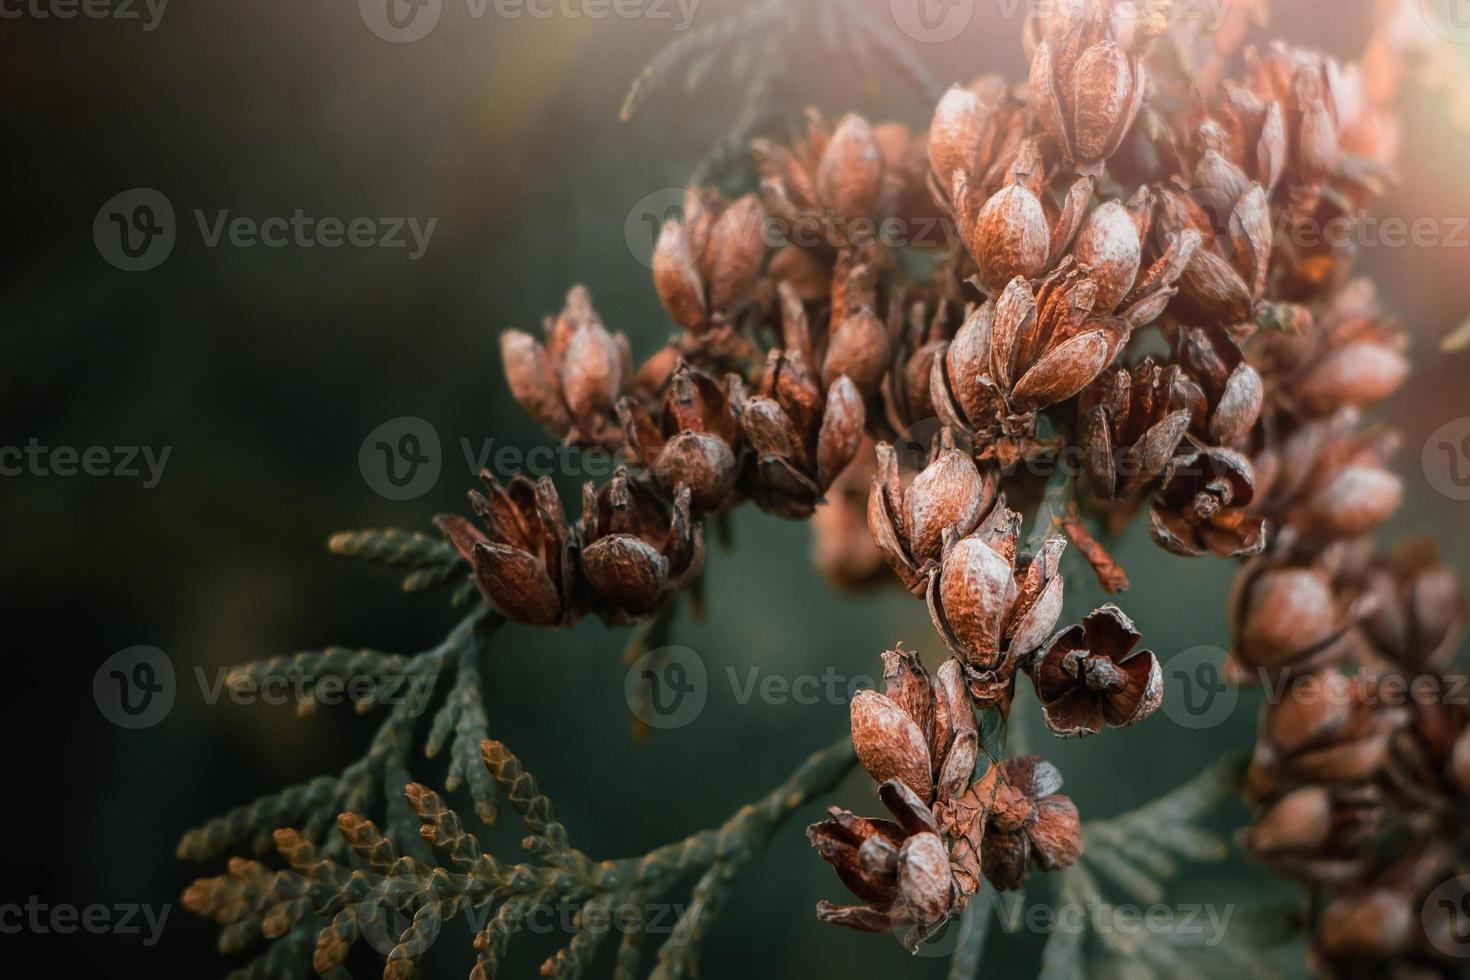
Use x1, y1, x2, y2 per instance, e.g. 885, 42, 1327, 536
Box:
931, 263, 1131, 452
653, 187, 767, 336
619, 361, 742, 513
753, 111, 886, 242
500, 285, 632, 449
1244, 671, 1400, 802
1243, 783, 1386, 886
867, 440, 999, 594
811, 437, 887, 591
1159, 166, 1273, 326
1149, 446, 1267, 558
1250, 278, 1408, 418
926, 503, 1067, 713
1079, 357, 1194, 507
952, 140, 1093, 295
739, 340, 865, 519
1026, 0, 1147, 177
1069, 189, 1202, 327
821, 260, 891, 399
882, 297, 952, 434
436, 473, 575, 626
810, 648, 982, 948
1029, 603, 1162, 738
577, 470, 703, 621
1251, 408, 1403, 546
1228, 552, 1357, 678
1354, 538, 1465, 675
927, 79, 1030, 204
971, 755, 1082, 892
1174, 324, 1264, 448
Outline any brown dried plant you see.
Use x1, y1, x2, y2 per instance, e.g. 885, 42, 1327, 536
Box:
181, 1, 1469, 978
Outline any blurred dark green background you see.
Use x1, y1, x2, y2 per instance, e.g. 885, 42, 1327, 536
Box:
3, 0, 1468, 976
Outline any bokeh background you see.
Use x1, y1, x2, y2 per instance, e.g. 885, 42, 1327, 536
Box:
4, 0, 1469, 976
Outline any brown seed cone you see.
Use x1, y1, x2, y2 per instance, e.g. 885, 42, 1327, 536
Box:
1229, 556, 1355, 676
868, 441, 999, 595
817, 114, 884, 223
1031, 604, 1163, 738
1079, 357, 1194, 504
500, 287, 631, 449
926, 504, 1067, 712
437, 472, 576, 626
1250, 408, 1403, 547
1246, 671, 1400, 800
741, 333, 866, 519
979, 756, 1082, 891
1243, 783, 1385, 886
619, 362, 741, 513
577, 472, 703, 622
1149, 448, 1267, 558
1029, 11, 1147, 176
1355, 538, 1466, 675
1251, 279, 1408, 419
653, 189, 767, 335
931, 262, 1130, 446
811, 438, 888, 591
